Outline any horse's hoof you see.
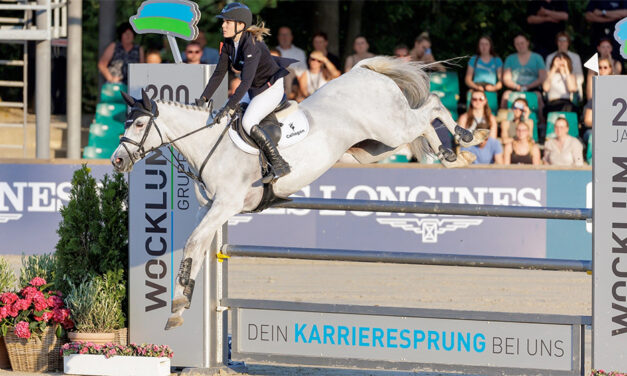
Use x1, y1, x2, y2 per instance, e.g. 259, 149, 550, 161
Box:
438, 145, 457, 162
171, 296, 189, 313
164, 316, 184, 330
472, 129, 489, 143
459, 150, 476, 164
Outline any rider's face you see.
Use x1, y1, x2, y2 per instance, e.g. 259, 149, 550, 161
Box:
222, 20, 242, 38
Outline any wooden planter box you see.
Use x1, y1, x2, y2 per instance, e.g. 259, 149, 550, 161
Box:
63, 354, 170, 376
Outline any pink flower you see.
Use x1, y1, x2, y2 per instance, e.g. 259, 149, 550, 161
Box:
14, 321, 31, 339
79, 347, 88, 354
0, 306, 7, 319
0, 292, 18, 305
29, 277, 46, 287
21, 286, 39, 299
13, 298, 31, 311
33, 296, 47, 311
61, 318, 74, 330
47, 295, 63, 309
6, 304, 18, 317
52, 308, 69, 323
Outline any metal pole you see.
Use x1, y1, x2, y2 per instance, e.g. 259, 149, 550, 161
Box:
223, 244, 592, 272
35, 0, 50, 159
98, 0, 115, 89
66, 0, 81, 159
275, 197, 592, 221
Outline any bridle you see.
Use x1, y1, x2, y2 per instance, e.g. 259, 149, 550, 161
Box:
118, 101, 238, 186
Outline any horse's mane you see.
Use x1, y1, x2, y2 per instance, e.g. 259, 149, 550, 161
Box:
155, 99, 211, 113
357, 56, 431, 109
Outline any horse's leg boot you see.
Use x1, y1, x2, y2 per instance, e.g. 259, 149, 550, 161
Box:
182, 279, 195, 309
177, 257, 192, 286
454, 125, 474, 143
249, 125, 291, 183
438, 145, 457, 162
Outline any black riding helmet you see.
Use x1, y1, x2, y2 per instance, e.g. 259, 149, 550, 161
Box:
216, 2, 252, 35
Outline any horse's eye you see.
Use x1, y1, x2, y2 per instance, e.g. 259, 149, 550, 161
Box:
136, 122, 145, 128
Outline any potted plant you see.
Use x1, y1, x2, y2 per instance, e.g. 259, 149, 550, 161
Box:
0, 277, 74, 372
64, 273, 122, 344
63, 342, 173, 376
0, 256, 16, 369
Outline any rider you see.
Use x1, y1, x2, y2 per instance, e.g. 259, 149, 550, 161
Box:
198, 2, 294, 182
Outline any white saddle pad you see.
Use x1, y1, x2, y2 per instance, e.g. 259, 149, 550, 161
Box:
228, 105, 309, 155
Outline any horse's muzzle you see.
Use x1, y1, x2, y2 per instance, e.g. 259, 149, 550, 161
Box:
111, 149, 132, 173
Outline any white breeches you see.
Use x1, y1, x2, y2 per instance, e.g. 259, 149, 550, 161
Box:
241, 78, 284, 134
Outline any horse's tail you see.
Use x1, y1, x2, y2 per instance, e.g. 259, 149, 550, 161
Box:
357, 56, 431, 109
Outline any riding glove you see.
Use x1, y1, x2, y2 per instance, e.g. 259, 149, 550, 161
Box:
214, 105, 234, 123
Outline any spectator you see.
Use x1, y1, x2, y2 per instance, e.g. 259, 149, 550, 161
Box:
344, 36, 375, 72
146, 49, 162, 64
500, 98, 535, 146
195, 31, 220, 64
312, 32, 341, 72
458, 89, 498, 139
545, 32, 584, 98
503, 122, 541, 165
502, 34, 546, 120
543, 117, 584, 166
585, 1, 627, 63
597, 38, 622, 74
394, 44, 411, 62
586, 46, 619, 101
298, 50, 340, 100
98, 22, 144, 85
526, 0, 569, 58
270, 49, 299, 101
461, 123, 503, 165
184, 41, 203, 64
464, 35, 503, 92
276, 26, 307, 75
583, 57, 614, 143
542, 52, 578, 116
410, 32, 445, 71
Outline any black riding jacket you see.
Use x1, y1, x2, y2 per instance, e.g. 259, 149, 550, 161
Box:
201, 31, 295, 109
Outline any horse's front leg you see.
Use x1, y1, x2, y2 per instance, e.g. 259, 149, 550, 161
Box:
165, 200, 240, 330
427, 94, 488, 148
416, 125, 475, 168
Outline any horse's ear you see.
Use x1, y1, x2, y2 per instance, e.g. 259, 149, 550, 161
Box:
121, 92, 135, 107
141, 89, 152, 111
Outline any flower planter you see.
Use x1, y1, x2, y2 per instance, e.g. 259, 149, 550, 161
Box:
3, 325, 63, 372
0, 337, 10, 369
64, 354, 171, 376
68, 331, 116, 345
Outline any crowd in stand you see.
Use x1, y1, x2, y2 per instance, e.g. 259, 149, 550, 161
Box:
99, 1, 627, 168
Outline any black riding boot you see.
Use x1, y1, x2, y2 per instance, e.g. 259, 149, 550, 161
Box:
249, 125, 291, 182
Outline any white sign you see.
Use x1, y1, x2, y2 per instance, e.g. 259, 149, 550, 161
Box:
593, 75, 627, 371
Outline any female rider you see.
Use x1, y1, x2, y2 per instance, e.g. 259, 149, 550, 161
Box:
197, 3, 294, 181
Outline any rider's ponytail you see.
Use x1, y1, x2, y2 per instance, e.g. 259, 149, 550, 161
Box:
247, 21, 270, 42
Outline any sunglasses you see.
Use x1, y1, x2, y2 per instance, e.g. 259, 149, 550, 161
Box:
186, 50, 201, 54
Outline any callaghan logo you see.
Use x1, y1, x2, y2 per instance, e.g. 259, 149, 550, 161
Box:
0, 182, 72, 223
229, 184, 542, 243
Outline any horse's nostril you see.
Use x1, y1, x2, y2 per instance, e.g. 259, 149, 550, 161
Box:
115, 158, 123, 166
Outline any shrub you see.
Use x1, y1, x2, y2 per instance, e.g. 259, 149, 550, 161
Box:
0, 257, 17, 293
64, 274, 121, 333
20, 253, 55, 288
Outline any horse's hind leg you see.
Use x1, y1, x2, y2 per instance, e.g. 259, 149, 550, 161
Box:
165, 199, 241, 330
426, 94, 488, 148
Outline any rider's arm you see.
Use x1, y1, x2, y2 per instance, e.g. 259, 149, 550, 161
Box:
200, 48, 229, 101
225, 42, 261, 109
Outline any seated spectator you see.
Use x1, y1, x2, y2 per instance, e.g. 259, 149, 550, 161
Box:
543, 117, 584, 166
298, 51, 341, 100
270, 49, 299, 101
503, 122, 541, 165
276, 26, 307, 75
465, 35, 503, 92
526, 0, 569, 59
542, 52, 578, 117
195, 31, 219, 64
502, 34, 546, 120
583, 57, 614, 143
98, 22, 144, 85
344, 36, 375, 72
458, 89, 498, 139
184, 41, 202, 64
545, 32, 584, 98
410, 32, 445, 71
146, 49, 162, 64
394, 44, 411, 62
597, 38, 622, 74
312, 32, 341, 72
461, 123, 503, 165
585, 1, 627, 64
586, 42, 621, 101
500, 98, 535, 146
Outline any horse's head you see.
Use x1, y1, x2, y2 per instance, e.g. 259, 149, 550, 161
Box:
111, 89, 163, 172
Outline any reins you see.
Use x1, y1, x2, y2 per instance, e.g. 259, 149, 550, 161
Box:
119, 104, 239, 188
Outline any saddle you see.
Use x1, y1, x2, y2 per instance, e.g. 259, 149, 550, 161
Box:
233, 98, 296, 147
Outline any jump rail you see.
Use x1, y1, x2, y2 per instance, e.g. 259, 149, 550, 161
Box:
275, 197, 592, 220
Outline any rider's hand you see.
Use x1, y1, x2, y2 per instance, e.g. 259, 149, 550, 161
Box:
195, 96, 207, 107
214, 105, 234, 123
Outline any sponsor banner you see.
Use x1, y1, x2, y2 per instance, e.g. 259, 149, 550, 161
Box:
592, 75, 627, 369
229, 167, 580, 258
236, 308, 573, 371
0, 163, 113, 254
